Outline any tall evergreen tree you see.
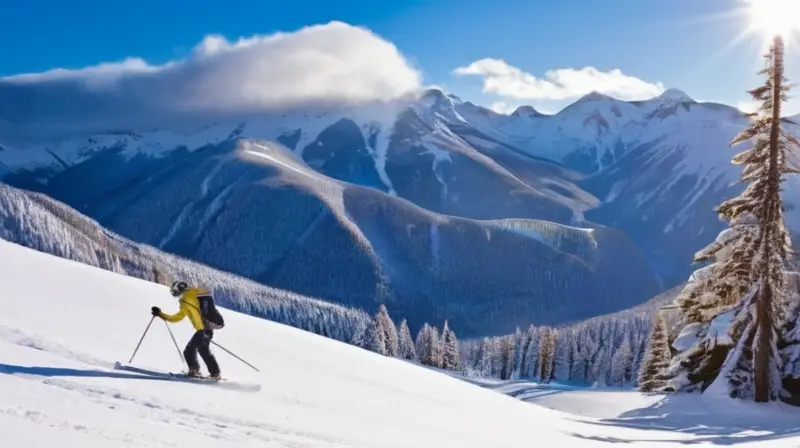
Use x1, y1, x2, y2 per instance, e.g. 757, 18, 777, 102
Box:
397, 319, 417, 361
375, 304, 399, 357
363, 317, 387, 355
499, 336, 516, 380
665, 38, 798, 402
610, 333, 634, 386
707, 36, 798, 402
416, 324, 443, 368
538, 327, 557, 382
440, 320, 462, 371
553, 329, 575, 381
638, 314, 672, 392
512, 327, 524, 379
522, 326, 540, 378
476, 337, 493, 377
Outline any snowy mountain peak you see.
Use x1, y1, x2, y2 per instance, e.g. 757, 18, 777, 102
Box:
656, 88, 695, 104
511, 105, 543, 118
419, 88, 462, 107
575, 91, 617, 103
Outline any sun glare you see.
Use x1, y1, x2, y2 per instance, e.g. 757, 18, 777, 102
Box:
745, 0, 800, 37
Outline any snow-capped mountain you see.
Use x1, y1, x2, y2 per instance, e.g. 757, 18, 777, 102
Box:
2, 85, 797, 335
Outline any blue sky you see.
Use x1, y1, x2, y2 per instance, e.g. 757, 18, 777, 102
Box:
2, 0, 799, 114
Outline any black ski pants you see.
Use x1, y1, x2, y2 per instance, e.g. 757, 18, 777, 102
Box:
184, 329, 220, 375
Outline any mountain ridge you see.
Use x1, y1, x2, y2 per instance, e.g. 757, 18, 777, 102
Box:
2, 83, 799, 335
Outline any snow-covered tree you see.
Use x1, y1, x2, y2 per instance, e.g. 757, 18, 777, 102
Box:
397, 319, 417, 361
610, 333, 634, 386
511, 327, 524, 379
522, 326, 540, 378
704, 37, 798, 402
375, 304, 398, 357
440, 320, 462, 371
553, 329, 575, 381
416, 323, 442, 368
638, 313, 672, 392
538, 327, 557, 382
499, 336, 516, 380
475, 337, 493, 376
362, 318, 387, 355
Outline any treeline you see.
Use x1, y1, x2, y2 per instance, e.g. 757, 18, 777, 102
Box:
356, 304, 463, 371
458, 312, 653, 386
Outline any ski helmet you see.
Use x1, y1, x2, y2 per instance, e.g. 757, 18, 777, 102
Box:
170, 280, 188, 297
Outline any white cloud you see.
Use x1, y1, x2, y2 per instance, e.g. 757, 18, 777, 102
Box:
489, 101, 518, 115
0, 21, 422, 128
452, 58, 665, 102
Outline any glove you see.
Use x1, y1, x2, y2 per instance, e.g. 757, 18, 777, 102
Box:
151, 306, 162, 317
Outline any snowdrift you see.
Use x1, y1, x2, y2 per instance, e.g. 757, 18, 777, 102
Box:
1, 239, 799, 446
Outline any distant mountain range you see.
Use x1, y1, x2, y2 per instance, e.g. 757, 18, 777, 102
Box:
2, 85, 798, 337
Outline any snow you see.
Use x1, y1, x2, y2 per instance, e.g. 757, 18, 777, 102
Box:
672, 322, 704, 352
463, 377, 800, 445
2, 240, 800, 445
708, 308, 736, 346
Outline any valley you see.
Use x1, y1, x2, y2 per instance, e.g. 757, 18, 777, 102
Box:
3, 86, 795, 335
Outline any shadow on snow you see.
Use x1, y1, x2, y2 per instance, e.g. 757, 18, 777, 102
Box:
0, 363, 174, 382
569, 395, 800, 445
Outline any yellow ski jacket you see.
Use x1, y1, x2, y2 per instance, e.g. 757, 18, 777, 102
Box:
159, 287, 208, 331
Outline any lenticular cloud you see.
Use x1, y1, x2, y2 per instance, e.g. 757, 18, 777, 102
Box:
0, 21, 423, 129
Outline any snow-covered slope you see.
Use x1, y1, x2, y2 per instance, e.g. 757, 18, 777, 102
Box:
3, 238, 799, 447
466, 376, 800, 444
0, 183, 372, 343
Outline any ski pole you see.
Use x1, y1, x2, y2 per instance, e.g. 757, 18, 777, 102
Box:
128, 316, 155, 364
164, 320, 186, 369
211, 340, 260, 372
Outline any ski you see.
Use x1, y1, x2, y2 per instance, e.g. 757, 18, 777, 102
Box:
113, 362, 261, 392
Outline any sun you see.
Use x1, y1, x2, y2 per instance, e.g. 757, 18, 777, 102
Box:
744, 0, 800, 38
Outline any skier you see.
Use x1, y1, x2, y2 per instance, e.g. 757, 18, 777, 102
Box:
151, 281, 224, 379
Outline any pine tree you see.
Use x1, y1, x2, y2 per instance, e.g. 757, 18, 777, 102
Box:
666, 38, 798, 401
610, 333, 634, 386
638, 314, 672, 392
499, 336, 516, 380
363, 317, 386, 355
538, 327, 557, 382
440, 320, 462, 371
375, 304, 399, 357
415, 324, 443, 368
476, 337, 493, 377
522, 326, 540, 378
512, 327, 524, 379
553, 329, 575, 382
707, 37, 798, 402
397, 319, 417, 361
591, 346, 612, 386
415, 323, 432, 364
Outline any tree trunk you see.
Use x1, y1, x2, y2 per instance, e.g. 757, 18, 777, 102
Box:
755, 282, 774, 402
754, 35, 784, 403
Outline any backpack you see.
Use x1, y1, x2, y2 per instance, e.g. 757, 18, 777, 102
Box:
197, 293, 225, 330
